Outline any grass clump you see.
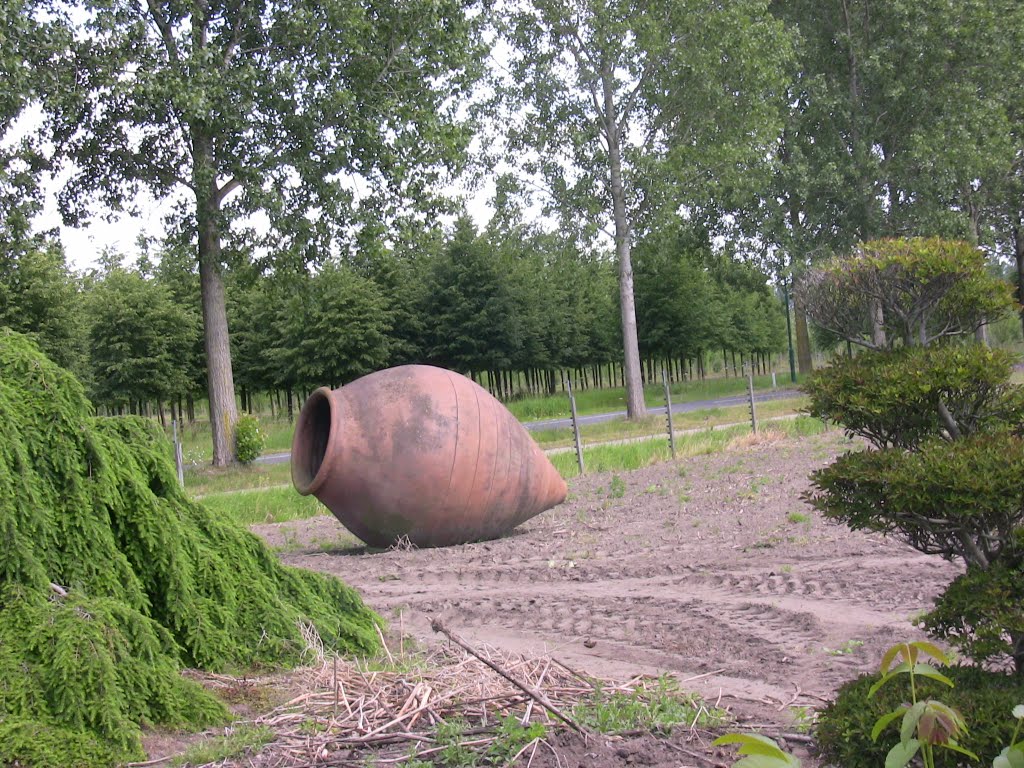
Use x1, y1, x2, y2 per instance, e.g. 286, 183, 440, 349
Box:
185, 461, 292, 496
200, 485, 329, 526
508, 374, 792, 422
551, 417, 828, 479
573, 677, 727, 734
0, 330, 380, 764
171, 725, 274, 766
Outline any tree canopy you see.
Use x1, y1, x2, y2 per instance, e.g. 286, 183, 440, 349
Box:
496, 0, 792, 417
29, 0, 485, 463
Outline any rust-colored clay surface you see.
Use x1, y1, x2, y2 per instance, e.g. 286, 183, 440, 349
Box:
290, 365, 568, 548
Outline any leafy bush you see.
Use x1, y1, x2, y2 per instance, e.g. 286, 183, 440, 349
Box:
924, 553, 1024, 672
235, 413, 266, 464
805, 344, 1024, 450
807, 430, 1024, 565
797, 237, 1012, 349
799, 238, 1024, 673
817, 666, 1024, 768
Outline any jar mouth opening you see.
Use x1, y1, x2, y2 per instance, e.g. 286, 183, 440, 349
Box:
291, 387, 333, 495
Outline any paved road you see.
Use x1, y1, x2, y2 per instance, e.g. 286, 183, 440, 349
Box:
523, 387, 800, 431
256, 387, 801, 466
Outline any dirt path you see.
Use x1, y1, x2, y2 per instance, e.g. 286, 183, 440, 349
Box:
254, 430, 960, 760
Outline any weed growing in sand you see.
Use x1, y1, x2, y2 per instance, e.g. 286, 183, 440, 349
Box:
434, 718, 477, 767
171, 726, 274, 767
825, 639, 865, 657
789, 705, 817, 733
298, 718, 330, 735
787, 511, 811, 525
310, 533, 361, 552
484, 716, 546, 765
273, 527, 303, 552
609, 475, 626, 498
414, 716, 544, 767
748, 476, 771, 495
573, 676, 726, 734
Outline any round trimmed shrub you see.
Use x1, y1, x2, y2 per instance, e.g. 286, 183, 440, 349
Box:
817, 666, 1024, 768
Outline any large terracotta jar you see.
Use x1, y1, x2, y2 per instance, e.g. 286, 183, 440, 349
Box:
291, 365, 567, 548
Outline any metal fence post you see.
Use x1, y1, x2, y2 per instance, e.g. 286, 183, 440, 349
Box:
662, 367, 676, 459
746, 367, 758, 434
565, 374, 585, 476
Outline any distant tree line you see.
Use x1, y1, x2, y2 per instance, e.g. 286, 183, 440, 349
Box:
0, 217, 787, 422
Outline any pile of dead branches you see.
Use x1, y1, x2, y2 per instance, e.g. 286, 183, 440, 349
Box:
185, 619, 719, 767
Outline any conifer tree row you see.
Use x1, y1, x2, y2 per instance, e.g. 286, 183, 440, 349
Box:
63, 220, 790, 421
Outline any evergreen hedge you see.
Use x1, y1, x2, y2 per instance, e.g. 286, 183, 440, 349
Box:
0, 329, 380, 765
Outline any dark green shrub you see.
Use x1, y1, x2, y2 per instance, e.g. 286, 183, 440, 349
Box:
798, 238, 1012, 349
0, 718, 119, 768
818, 666, 1024, 768
805, 344, 1024, 450
799, 239, 1024, 674
925, 555, 1024, 673
235, 413, 266, 464
806, 431, 1024, 565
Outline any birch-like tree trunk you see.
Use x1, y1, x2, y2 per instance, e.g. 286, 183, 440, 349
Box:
601, 63, 645, 419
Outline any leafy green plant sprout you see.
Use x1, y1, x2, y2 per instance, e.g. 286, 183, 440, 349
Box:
712, 733, 800, 768
994, 705, 1024, 768
787, 511, 810, 525
788, 705, 816, 734
434, 718, 477, 767
824, 639, 863, 656
574, 676, 724, 734
868, 640, 976, 768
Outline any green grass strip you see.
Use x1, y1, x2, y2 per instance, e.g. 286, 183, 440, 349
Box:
551, 416, 829, 479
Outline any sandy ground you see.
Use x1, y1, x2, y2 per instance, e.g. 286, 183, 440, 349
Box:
243, 429, 961, 765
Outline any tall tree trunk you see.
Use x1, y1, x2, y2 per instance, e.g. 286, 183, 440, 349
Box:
870, 299, 887, 348
601, 63, 644, 420
794, 305, 813, 375
193, 127, 238, 466
963, 197, 991, 346
1015, 222, 1024, 339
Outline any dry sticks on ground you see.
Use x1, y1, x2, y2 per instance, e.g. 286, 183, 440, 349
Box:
195, 621, 685, 767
